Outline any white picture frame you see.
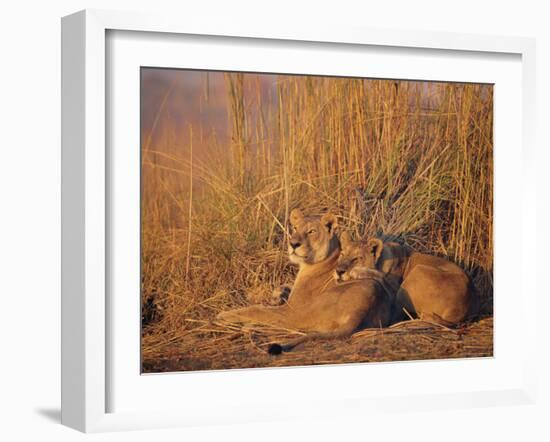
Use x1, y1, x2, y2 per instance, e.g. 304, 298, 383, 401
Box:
61, 9, 537, 433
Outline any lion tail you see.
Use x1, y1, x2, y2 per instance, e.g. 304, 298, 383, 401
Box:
267, 328, 356, 355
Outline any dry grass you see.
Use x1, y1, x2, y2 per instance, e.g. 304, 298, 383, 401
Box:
140, 71, 493, 372
142, 317, 493, 373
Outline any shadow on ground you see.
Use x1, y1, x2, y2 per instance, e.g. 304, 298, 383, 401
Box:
34, 408, 61, 423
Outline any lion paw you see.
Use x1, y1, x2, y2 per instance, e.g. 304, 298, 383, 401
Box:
268, 285, 291, 306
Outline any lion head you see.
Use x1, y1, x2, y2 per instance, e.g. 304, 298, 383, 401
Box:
335, 232, 412, 282
334, 232, 384, 282
287, 208, 339, 265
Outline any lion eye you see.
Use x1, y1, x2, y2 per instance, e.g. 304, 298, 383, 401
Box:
307, 229, 316, 235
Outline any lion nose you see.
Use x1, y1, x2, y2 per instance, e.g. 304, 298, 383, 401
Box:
290, 241, 301, 250
336, 268, 345, 276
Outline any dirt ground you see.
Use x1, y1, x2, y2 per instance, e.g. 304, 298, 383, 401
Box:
141, 316, 493, 373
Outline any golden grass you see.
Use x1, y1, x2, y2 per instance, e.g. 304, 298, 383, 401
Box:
140, 71, 493, 371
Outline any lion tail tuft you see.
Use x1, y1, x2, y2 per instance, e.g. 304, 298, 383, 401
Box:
267, 343, 283, 355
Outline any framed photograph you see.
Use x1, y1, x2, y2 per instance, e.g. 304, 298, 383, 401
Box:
61, 9, 537, 432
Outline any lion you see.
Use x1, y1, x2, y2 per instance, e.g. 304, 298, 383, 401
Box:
216, 209, 397, 353
334, 232, 478, 326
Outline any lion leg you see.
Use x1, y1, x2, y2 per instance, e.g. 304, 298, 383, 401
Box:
216, 304, 292, 328
419, 312, 457, 328
391, 287, 417, 324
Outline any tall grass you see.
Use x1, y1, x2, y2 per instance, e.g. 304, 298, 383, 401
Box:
141, 72, 493, 350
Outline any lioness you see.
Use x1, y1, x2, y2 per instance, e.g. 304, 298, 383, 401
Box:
335, 232, 477, 326
216, 209, 396, 353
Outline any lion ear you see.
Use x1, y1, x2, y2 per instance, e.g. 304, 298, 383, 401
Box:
289, 208, 304, 225
321, 212, 338, 234
366, 238, 384, 263
340, 231, 351, 248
